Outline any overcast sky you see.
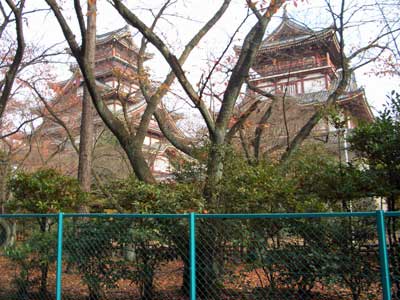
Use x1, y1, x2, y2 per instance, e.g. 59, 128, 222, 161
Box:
18, 0, 400, 115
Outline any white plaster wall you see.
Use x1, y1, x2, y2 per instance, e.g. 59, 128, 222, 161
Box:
303, 77, 325, 93
153, 157, 170, 172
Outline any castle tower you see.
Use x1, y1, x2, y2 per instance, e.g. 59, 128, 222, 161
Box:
251, 10, 341, 96
236, 11, 374, 159
28, 26, 180, 179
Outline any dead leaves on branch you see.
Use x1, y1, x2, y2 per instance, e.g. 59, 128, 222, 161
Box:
245, 0, 306, 16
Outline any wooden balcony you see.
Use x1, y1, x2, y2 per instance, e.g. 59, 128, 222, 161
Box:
254, 57, 336, 78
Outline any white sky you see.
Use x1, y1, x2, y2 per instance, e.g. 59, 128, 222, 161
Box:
19, 0, 400, 115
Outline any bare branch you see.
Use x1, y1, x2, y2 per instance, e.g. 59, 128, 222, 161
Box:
0, 0, 26, 121
74, 0, 87, 54
25, 80, 80, 154
111, 0, 230, 135
0, 116, 41, 139
215, 0, 285, 139
225, 99, 261, 142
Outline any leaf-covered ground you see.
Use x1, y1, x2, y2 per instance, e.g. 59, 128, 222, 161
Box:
0, 256, 379, 300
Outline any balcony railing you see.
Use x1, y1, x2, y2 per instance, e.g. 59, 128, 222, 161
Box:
253, 57, 335, 79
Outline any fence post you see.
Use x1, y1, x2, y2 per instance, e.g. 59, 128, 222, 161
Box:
56, 212, 64, 300
189, 212, 196, 300
376, 210, 391, 300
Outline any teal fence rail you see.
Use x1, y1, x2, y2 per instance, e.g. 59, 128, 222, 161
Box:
0, 211, 398, 300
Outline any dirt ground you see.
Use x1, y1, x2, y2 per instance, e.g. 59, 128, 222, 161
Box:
0, 256, 379, 300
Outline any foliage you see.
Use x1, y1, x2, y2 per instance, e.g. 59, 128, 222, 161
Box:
349, 91, 400, 298
325, 219, 379, 300
284, 144, 376, 211
242, 218, 378, 300
64, 216, 180, 300
218, 145, 375, 214
104, 176, 204, 213
219, 153, 297, 213
64, 219, 129, 300
349, 91, 400, 207
7, 169, 85, 213
5, 169, 84, 297
65, 177, 204, 300
5, 229, 57, 299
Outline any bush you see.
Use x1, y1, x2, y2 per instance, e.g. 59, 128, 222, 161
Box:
64, 219, 129, 300
5, 229, 57, 299
7, 168, 85, 214
6, 169, 84, 298
242, 218, 379, 300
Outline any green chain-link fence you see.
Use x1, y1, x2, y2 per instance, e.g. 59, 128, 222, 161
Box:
0, 211, 397, 300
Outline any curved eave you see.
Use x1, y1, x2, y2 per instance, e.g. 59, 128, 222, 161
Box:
56, 70, 80, 93
96, 36, 153, 61
338, 90, 374, 123
261, 31, 340, 60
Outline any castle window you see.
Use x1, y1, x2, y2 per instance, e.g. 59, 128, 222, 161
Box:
303, 77, 325, 93
279, 82, 297, 95
303, 56, 315, 67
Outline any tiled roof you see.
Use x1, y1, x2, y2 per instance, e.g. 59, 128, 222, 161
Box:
96, 25, 130, 42
260, 12, 335, 51
296, 72, 358, 104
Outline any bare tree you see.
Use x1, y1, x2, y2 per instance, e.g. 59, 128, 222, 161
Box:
109, 2, 285, 297
0, 0, 26, 122
280, 0, 394, 161
45, 0, 231, 185
78, 0, 96, 206
226, 0, 399, 163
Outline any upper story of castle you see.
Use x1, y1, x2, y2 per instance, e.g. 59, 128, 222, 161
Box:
67, 25, 152, 90
249, 10, 342, 96
234, 9, 374, 127
55, 26, 164, 136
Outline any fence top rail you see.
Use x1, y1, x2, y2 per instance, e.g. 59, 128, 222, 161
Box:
1, 211, 399, 219
0, 213, 189, 219
65, 213, 188, 219
0, 213, 59, 218
383, 211, 400, 217
196, 211, 378, 219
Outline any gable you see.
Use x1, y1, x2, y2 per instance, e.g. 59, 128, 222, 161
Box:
265, 19, 313, 43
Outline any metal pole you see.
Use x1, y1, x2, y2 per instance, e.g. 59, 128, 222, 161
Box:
56, 212, 64, 300
376, 210, 391, 300
189, 212, 196, 300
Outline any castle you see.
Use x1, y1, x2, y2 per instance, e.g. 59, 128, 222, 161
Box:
235, 11, 373, 160
18, 12, 374, 178
24, 26, 180, 180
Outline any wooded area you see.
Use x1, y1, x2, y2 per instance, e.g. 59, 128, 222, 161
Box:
0, 0, 400, 299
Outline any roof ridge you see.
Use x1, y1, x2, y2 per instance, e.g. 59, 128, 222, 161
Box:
264, 9, 314, 43
96, 25, 130, 39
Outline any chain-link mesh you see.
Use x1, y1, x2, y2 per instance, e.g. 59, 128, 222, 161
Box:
196, 216, 381, 300
0, 213, 392, 300
386, 215, 400, 299
62, 216, 188, 300
0, 216, 58, 300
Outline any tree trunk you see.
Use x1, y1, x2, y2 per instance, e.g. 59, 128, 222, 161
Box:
88, 284, 105, 300
141, 267, 154, 300
386, 193, 400, 298
203, 143, 225, 207
138, 243, 155, 300
38, 217, 49, 297
39, 263, 49, 298
78, 86, 94, 194
0, 156, 9, 214
196, 222, 221, 300
125, 143, 156, 184
197, 142, 226, 299
78, 0, 96, 211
